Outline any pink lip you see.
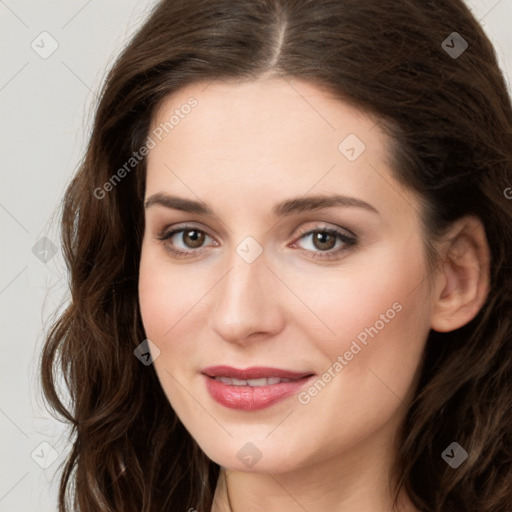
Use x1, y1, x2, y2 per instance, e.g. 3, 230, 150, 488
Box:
202, 365, 315, 411
202, 365, 313, 380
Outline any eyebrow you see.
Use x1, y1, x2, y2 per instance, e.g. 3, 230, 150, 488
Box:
144, 192, 379, 217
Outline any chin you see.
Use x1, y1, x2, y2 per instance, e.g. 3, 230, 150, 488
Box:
191, 432, 311, 474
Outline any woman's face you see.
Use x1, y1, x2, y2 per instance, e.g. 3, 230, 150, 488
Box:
138, 78, 434, 474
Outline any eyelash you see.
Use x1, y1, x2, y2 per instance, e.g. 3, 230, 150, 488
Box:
157, 224, 358, 260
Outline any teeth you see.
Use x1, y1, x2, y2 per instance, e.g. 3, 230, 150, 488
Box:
213, 376, 294, 386
232, 378, 248, 385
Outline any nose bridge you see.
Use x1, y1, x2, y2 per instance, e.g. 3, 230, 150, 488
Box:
208, 241, 283, 343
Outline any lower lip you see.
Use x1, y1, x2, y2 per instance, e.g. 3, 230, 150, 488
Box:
203, 375, 314, 411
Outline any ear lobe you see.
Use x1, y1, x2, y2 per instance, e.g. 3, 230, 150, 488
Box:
430, 216, 490, 333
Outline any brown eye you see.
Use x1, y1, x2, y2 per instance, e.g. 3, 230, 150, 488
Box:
311, 231, 337, 251
158, 226, 214, 257
181, 229, 205, 248
293, 227, 358, 260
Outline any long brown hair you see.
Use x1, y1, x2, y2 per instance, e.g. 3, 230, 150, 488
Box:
40, 0, 512, 510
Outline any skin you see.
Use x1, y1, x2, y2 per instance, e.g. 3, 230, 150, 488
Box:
138, 78, 490, 511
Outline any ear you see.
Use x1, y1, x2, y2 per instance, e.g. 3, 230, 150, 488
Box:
430, 216, 490, 333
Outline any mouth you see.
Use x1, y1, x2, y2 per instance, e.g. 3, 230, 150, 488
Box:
202, 365, 314, 380
210, 376, 298, 386
201, 365, 315, 410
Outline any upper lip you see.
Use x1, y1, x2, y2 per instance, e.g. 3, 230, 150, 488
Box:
202, 365, 314, 380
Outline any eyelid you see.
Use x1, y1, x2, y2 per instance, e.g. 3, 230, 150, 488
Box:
158, 221, 356, 241
292, 222, 357, 239
158, 222, 215, 240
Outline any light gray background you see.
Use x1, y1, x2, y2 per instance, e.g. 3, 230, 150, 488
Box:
1, 1, 511, 510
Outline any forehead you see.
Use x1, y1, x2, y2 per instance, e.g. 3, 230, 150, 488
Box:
145, 78, 417, 221
149, 78, 382, 158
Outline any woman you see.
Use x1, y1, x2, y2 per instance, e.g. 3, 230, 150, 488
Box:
41, 0, 512, 511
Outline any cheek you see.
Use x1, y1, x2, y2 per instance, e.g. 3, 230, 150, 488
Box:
138, 248, 204, 410
138, 263, 172, 341
289, 237, 431, 400
288, 237, 429, 346
138, 245, 200, 340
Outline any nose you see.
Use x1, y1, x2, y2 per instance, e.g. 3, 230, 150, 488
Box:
208, 247, 285, 346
